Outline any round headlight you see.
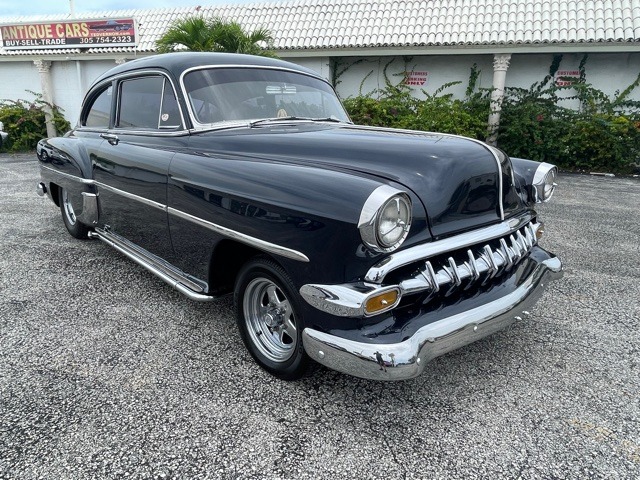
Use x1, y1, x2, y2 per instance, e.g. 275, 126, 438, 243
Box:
377, 196, 411, 248
532, 162, 558, 203
358, 186, 412, 253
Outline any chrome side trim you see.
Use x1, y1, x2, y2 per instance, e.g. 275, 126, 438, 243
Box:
167, 207, 310, 263
96, 182, 166, 211
89, 228, 214, 301
41, 165, 308, 263
365, 213, 532, 283
302, 255, 563, 381
40, 165, 95, 185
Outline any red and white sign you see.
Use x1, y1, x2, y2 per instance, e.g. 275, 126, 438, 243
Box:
0, 18, 137, 49
554, 69, 580, 86
405, 71, 429, 87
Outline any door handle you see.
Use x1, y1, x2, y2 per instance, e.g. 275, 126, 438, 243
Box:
100, 133, 119, 145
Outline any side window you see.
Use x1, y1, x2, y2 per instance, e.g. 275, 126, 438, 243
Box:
117, 76, 182, 130
159, 79, 182, 129
118, 76, 163, 129
84, 85, 112, 128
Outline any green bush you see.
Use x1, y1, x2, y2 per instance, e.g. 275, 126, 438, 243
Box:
0, 92, 70, 152
497, 63, 640, 173
343, 65, 490, 140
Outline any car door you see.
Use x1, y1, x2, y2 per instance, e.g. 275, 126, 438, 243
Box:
92, 73, 188, 259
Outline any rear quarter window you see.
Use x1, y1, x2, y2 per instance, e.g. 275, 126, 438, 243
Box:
84, 85, 112, 128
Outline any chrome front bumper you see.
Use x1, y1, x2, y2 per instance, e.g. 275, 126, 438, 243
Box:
302, 255, 562, 381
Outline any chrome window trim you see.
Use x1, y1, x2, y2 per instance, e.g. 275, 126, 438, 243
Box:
40, 165, 308, 262
364, 213, 533, 283
78, 69, 188, 134
114, 70, 187, 132
178, 64, 339, 132
79, 80, 113, 130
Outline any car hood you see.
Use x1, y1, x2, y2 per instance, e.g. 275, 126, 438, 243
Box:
191, 123, 525, 238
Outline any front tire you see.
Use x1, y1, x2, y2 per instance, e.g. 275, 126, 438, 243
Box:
59, 187, 90, 239
234, 256, 309, 380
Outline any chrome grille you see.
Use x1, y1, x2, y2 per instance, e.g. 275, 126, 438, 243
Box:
398, 222, 541, 298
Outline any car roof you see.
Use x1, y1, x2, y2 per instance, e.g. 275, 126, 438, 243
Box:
92, 52, 324, 87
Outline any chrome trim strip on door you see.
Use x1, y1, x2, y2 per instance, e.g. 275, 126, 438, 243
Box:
96, 182, 167, 211
167, 207, 310, 263
40, 165, 310, 263
41, 165, 95, 185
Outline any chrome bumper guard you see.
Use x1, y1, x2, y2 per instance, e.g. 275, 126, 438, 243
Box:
302, 255, 563, 381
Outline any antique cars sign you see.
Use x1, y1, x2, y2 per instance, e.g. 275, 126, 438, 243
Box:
0, 18, 137, 49
35, 53, 563, 381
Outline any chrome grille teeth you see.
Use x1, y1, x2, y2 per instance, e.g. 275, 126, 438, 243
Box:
464, 249, 480, 290
481, 245, 499, 284
499, 238, 514, 269
398, 222, 541, 299
444, 257, 462, 296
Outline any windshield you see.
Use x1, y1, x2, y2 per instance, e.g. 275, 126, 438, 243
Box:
183, 67, 350, 125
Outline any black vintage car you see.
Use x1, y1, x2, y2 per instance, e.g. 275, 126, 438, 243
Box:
88, 20, 133, 32
36, 52, 562, 381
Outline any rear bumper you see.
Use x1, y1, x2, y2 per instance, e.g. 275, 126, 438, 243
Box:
302, 254, 562, 381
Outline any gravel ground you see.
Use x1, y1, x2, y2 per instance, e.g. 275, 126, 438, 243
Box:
0, 152, 638, 479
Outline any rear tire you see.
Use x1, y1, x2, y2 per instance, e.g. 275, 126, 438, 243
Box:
234, 256, 309, 380
59, 187, 90, 239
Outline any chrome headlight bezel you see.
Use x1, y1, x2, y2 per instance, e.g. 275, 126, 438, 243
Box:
531, 162, 558, 203
358, 185, 412, 254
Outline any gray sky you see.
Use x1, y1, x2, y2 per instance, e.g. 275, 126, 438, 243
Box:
0, 0, 270, 17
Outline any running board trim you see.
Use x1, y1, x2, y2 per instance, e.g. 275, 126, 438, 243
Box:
88, 228, 216, 302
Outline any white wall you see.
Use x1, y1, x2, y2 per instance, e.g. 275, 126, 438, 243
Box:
0, 58, 118, 129
286, 56, 331, 82
50, 59, 116, 126
333, 52, 640, 104
0, 61, 42, 104
332, 54, 494, 100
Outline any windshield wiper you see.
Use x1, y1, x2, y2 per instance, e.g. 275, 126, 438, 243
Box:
249, 116, 348, 127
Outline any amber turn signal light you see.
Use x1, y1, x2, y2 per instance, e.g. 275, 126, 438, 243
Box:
364, 289, 400, 315
536, 222, 545, 240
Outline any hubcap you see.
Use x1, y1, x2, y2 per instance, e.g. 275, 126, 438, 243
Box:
243, 277, 297, 363
61, 189, 77, 226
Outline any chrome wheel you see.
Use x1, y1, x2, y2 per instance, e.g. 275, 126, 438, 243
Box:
243, 277, 297, 363
61, 188, 77, 226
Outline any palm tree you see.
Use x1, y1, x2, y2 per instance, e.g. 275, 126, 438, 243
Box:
156, 16, 277, 57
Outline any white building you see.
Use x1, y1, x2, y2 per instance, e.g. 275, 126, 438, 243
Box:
1, 0, 639, 134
